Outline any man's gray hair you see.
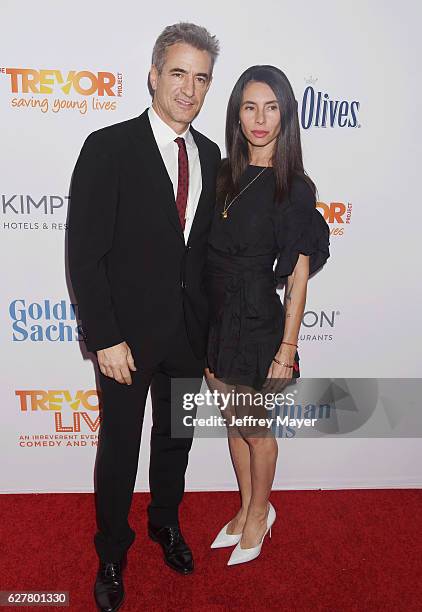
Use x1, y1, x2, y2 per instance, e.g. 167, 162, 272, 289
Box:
152, 22, 220, 75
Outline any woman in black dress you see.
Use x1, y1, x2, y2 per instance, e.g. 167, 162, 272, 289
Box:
205, 66, 330, 565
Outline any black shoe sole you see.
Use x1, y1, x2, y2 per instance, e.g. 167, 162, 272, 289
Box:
148, 530, 194, 575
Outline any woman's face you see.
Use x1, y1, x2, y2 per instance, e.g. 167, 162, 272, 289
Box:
239, 81, 281, 150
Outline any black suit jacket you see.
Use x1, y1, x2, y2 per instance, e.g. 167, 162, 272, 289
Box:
68, 108, 221, 365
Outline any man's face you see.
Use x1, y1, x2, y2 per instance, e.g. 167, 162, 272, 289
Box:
149, 42, 213, 133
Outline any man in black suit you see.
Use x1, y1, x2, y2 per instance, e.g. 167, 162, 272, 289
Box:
68, 22, 220, 612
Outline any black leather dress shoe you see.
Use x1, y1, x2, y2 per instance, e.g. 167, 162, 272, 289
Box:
94, 558, 125, 612
148, 523, 194, 574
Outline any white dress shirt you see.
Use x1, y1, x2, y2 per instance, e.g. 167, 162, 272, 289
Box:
148, 106, 202, 243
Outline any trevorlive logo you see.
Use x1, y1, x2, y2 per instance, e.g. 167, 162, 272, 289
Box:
1, 68, 123, 96
16, 389, 100, 433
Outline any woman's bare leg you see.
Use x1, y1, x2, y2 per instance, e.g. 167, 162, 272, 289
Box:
205, 368, 251, 534
234, 384, 278, 548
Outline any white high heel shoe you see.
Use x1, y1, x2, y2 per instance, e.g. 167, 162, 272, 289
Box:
210, 521, 243, 549
227, 502, 276, 565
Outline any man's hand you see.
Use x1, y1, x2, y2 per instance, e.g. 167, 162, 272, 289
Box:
97, 341, 137, 385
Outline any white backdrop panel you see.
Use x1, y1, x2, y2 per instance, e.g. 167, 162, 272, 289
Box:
1, 0, 421, 493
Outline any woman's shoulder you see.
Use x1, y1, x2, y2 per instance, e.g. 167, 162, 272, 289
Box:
288, 174, 317, 209
277, 174, 320, 228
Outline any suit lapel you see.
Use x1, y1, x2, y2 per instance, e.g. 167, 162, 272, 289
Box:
131, 111, 214, 245
132, 110, 184, 242
188, 126, 212, 245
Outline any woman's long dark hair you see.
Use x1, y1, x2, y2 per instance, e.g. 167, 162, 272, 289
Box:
218, 65, 316, 204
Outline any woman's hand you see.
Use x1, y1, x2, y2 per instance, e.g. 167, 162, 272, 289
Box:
264, 345, 296, 392
204, 367, 215, 379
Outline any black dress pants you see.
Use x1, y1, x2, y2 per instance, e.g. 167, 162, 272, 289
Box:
93, 318, 203, 562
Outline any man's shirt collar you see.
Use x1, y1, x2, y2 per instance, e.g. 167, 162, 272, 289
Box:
148, 105, 193, 147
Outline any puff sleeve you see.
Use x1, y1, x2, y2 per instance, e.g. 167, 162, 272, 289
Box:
274, 176, 330, 282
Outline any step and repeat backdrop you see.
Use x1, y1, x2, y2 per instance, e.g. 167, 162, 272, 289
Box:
1, 1, 421, 493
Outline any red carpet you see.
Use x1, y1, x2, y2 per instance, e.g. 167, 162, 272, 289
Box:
1, 490, 421, 611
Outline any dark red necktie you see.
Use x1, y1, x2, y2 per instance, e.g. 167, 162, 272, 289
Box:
174, 137, 189, 230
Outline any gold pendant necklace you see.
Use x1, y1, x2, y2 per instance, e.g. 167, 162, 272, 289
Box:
221, 166, 268, 219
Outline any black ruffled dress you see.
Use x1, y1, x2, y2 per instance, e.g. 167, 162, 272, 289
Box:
205, 165, 330, 390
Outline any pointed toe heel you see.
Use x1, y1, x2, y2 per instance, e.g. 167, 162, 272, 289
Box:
210, 522, 243, 549
227, 502, 276, 566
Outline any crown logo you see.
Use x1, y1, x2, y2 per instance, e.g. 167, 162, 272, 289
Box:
304, 75, 318, 85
